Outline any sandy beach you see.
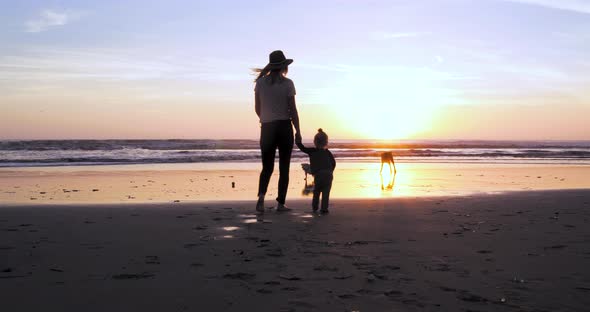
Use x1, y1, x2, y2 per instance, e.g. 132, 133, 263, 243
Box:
2, 161, 590, 311
1, 190, 590, 311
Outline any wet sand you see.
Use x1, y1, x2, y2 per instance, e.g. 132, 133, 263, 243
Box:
1, 190, 590, 311
1, 162, 589, 204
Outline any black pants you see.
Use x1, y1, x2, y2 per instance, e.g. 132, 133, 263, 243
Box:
313, 170, 333, 211
258, 120, 293, 204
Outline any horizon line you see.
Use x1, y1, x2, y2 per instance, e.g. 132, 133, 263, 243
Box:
2, 138, 590, 143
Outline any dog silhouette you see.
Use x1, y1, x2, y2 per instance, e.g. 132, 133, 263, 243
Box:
380, 152, 397, 175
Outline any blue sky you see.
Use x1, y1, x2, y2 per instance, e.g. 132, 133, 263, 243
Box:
1, 0, 589, 140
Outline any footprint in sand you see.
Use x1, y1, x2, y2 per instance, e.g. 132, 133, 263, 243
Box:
222, 272, 256, 280
313, 264, 339, 272
543, 244, 567, 250
112, 272, 154, 280
256, 288, 273, 294
287, 300, 314, 308
279, 274, 301, 281
145, 256, 160, 264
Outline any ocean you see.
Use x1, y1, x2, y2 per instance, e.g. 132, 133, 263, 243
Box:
1, 139, 589, 167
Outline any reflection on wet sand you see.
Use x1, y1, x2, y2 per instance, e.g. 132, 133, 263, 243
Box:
301, 182, 314, 196
300, 162, 402, 199
300, 165, 316, 196
300, 161, 399, 197
381, 172, 397, 191
333, 163, 419, 198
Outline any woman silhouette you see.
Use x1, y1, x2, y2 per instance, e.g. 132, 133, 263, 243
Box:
253, 50, 302, 214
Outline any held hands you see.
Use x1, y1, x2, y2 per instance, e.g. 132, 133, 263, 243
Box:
295, 132, 302, 144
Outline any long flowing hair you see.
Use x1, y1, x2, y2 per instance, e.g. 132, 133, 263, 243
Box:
252, 66, 288, 84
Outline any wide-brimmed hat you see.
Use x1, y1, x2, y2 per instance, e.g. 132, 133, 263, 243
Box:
265, 50, 293, 69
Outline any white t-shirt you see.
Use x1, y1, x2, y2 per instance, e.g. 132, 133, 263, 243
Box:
255, 76, 296, 123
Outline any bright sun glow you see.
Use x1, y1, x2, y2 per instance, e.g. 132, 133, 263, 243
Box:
317, 66, 458, 140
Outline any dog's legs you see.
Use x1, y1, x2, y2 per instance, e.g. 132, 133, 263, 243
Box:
388, 170, 396, 189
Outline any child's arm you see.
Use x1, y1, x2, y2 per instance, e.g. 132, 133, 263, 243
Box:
296, 141, 313, 154
329, 150, 336, 170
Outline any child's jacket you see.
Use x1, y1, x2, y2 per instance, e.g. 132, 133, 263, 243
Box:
296, 142, 336, 174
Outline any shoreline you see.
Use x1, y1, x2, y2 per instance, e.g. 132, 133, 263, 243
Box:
2, 158, 590, 170
1, 190, 590, 311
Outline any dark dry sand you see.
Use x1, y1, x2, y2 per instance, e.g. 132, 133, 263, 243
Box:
1, 190, 590, 312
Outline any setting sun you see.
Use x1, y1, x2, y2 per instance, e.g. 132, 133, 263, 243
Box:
314, 66, 453, 139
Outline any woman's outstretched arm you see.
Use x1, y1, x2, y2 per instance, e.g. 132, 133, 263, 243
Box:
288, 96, 302, 142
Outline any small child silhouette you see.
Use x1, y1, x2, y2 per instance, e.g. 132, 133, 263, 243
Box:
296, 129, 336, 214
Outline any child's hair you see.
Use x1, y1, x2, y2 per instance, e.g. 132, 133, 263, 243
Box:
314, 128, 329, 148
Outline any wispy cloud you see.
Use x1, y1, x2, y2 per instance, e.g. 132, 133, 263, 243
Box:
0, 47, 249, 83
25, 9, 85, 33
370, 31, 430, 40
505, 0, 590, 14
